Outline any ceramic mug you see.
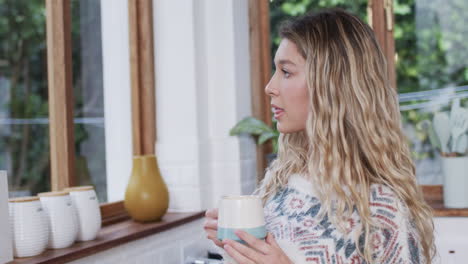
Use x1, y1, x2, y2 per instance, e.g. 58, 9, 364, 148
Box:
9, 196, 49, 258
63, 186, 101, 241
38, 191, 78, 249
217, 195, 266, 243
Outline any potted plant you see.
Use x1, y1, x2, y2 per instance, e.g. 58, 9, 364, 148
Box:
430, 100, 468, 208
229, 117, 279, 164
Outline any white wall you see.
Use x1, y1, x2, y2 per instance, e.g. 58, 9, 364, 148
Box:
68, 219, 212, 264
101, 0, 257, 210
153, 0, 257, 212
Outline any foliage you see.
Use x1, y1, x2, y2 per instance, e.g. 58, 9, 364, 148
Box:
230, 117, 280, 154
395, 0, 468, 160
394, 0, 468, 94
0, 0, 96, 194
0, 0, 49, 193
269, 0, 368, 69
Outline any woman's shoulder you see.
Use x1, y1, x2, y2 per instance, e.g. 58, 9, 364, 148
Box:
368, 183, 413, 230
286, 173, 315, 193
369, 184, 408, 211
368, 184, 423, 263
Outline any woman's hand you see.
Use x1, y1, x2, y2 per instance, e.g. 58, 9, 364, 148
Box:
203, 208, 223, 248
222, 230, 293, 264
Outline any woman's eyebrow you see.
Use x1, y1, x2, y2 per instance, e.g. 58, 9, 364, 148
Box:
275, 59, 296, 66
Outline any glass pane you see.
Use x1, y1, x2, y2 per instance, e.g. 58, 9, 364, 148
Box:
396, 0, 468, 184
270, 0, 368, 64
0, 0, 51, 197
71, 0, 107, 202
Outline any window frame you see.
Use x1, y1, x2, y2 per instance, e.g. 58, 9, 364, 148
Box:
249, 0, 273, 184
46, 0, 76, 191
368, 0, 397, 89
45, 0, 156, 224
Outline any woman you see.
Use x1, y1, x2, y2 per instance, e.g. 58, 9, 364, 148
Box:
204, 8, 434, 264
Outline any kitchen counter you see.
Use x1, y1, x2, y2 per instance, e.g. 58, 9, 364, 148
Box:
8, 211, 205, 264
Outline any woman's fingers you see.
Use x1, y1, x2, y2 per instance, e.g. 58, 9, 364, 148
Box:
204, 208, 221, 248
205, 208, 218, 219
224, 243, 256, 264
206, 229, 217, 238
206, 229, 223, 247
265, 232, 279, 248
203, 218, 218, 230
234, 230, 270, 254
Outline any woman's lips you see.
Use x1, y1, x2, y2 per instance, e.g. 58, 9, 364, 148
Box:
271, 105, 285, 119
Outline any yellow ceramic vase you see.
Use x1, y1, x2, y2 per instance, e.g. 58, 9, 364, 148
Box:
124, 155, 169, 222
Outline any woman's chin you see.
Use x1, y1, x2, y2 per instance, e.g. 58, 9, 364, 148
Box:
277, 123, 292, 134
277, 122, 305, 134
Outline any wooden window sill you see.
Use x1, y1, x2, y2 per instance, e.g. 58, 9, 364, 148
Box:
422, 185, 468, 217
8, 211, 205, 264
428, 201, 468, 217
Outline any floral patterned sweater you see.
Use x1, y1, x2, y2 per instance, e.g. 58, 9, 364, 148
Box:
262, 174, 422, 264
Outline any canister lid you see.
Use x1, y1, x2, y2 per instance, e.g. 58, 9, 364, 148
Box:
9, 196, 40, 203
63, 186, 94, 192
37, 191, 69, 197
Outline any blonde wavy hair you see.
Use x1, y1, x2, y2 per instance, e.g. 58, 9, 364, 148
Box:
255, 9, 435, 263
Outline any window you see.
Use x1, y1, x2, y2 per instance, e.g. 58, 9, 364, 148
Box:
395, 0, 468, 184
1, 0, 154, 222
71, 0, 107, 202
0, 0, 51, 197
0, 0, 109, 201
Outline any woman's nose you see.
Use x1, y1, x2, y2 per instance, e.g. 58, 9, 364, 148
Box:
265, 78, 277, 97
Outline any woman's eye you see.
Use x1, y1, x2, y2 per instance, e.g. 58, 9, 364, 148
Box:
282, 69, 291, 78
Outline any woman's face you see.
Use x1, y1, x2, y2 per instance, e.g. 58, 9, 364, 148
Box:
265, 39, 309, 134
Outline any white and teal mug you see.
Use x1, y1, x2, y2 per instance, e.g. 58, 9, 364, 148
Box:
217, 195, 266, 243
